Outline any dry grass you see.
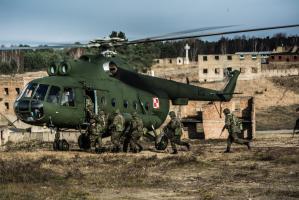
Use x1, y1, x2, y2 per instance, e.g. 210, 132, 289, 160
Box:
0, 133, 299, 199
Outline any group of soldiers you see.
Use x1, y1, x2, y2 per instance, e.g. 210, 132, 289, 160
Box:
85, 97, 253, 154
86, 98, 144, 153
85, 97, 191, 154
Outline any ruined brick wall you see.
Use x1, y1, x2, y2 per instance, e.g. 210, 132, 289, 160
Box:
202, 97, 255, 139
0, 71, 47, 116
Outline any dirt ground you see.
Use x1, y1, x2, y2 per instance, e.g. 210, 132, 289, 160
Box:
0, 133, 299, 200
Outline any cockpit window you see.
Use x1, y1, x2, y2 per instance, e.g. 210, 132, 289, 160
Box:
61, 88, 75, 107
33, 84, 49, 101
21, 83, 38, 98
47, 86, 61, 104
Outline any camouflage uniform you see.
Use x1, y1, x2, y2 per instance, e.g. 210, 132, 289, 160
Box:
126, 112, 144, 153
222, 108, 251, 153
165, 111, 190, 154
109, 109, 125, 152
90, 111, 107, 149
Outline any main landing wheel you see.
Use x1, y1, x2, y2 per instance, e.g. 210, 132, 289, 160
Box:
53, 139, 69, 151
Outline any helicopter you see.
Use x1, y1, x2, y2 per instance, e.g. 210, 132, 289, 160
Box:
2, 24, 299, 151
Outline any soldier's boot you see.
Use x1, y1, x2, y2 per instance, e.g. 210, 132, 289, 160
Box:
185, 143, 191, 151
246, 141, 251, 150
224, 146, 231, 153
171, 149, 178, 154
137, 143, 143, 152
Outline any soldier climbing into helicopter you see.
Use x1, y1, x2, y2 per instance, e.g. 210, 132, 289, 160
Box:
221, 108, 251, 153
164, 111, 190, 154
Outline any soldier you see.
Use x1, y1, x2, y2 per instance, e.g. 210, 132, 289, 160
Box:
221, 108, 251, 153
125, 112, 144, 153
165, 111, 190, 154
94, 110, 107, 152
109, 109, 125, 152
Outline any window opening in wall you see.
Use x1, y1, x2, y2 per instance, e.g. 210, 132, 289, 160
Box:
271, 55, 275, 59
203, 69, 208, 74
4, 88, 9, 96
252, 54, 257, 60
16, 88, 20, 95
286, 58, 290, 62
251, 67, 258, 73
203, 56, 208, 61
214, 68, 220, 74
169, 59, 172, 64
1, 130, 3, 140
294, 56, 297, 60
4, 102, 9, 110
239, 54, 244, 60
215, 56, 219, 60
278, 56, 282, 60
156, 60, 160, 64
240, 68, 246, 73
227, 55, 232, 60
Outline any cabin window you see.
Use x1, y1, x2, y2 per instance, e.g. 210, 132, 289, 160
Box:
47, 86, 61, 104
33, 84, 49, 101
61, 88, 75, 106
22, 83, 38, 98
111, 98, 116, 107
101, 96, 106, 105
123, 100, 129, 108
133, 101, 138, 110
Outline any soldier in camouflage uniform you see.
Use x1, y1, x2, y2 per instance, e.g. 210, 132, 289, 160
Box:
221, 108, 251, 153
93, 110, 107, 151
125, 112, 144, 153
165, 111, 190, 154
109, 109, 125, 152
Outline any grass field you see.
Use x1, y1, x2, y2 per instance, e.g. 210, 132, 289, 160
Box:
0, 134, 299, 200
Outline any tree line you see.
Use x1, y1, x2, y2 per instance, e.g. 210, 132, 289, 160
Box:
0, 32, 298, 75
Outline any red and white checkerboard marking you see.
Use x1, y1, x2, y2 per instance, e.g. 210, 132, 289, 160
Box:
153, 97, 160, 109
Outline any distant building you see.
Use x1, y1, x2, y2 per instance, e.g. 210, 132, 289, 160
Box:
151, 46, 299, 83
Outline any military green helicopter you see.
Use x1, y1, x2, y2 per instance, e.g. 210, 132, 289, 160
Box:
2, 24, 299, 151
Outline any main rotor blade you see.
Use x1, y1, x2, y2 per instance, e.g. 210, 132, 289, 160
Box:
126, 24, 299, 45
0, 44, 87, 51
131, 25, 238, 42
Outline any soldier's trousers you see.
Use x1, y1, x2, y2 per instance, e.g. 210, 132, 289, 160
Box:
111, 131, 122, 150
129, 133, 143, 152
227, 132, 249, 151
170, 136, 189, 151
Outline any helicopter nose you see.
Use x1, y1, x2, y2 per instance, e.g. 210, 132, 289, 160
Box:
14, 99, 44, 123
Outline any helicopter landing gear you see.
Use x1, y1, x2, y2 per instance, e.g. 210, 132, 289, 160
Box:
78, 134, 91, 150
53, 129, 70, 151
155, 134, 169, 150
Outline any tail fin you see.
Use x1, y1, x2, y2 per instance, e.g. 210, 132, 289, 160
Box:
221, 70, 241, 101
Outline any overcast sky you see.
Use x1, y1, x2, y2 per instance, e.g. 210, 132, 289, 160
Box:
0, 0, 298, 45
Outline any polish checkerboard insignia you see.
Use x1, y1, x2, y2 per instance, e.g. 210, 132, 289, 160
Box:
153, 97, 159, 109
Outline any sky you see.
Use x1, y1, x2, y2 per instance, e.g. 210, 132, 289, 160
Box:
0, 0, 298, 45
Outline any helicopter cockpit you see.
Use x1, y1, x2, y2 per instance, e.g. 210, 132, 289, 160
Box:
14, 81, 76, 124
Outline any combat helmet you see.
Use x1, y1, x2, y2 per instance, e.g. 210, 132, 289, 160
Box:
169, 111, 176, 118
223, 108, 230, 115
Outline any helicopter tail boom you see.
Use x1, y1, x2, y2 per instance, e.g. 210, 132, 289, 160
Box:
115, 67, 240, 103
